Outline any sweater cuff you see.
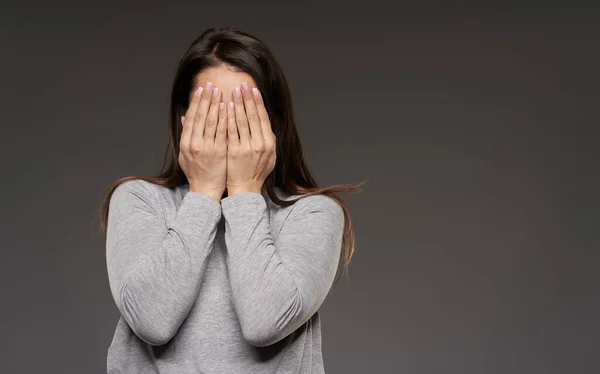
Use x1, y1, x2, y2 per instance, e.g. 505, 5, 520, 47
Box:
221, 192, 265, 209
170, 192, 222, 250
183, 191, 223, 218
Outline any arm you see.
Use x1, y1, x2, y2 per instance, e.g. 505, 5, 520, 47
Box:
220, 191, 344, 347
105, 180, 222, 346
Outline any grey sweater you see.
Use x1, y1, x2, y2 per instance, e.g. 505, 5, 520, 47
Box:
105, 179, 344, 373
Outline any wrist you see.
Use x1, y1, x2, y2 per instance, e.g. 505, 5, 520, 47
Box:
226, 184, 262, 196
189, 186, 224, 202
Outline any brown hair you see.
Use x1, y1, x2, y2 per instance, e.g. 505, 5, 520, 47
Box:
98, 27, 366, 284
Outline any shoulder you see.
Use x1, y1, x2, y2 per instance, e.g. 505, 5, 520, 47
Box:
272, 187, 342, 215
112, 178, 155, 198
110, 179, 162, 210
289, 193, 344, 222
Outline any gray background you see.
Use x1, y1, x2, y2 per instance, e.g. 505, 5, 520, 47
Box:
1, 1, 598, 373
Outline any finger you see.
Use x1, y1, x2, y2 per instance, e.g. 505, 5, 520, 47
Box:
204, 87, 221, 140
233, 86, 250, 147
251, 87, 274, 139
241, 82, 263, 141
215, 101, 227, 145
191, 81, 214, 143
181, 86, 203, 151
227, 100, 239, 148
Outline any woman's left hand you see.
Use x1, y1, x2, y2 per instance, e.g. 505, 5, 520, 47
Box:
226, 82, 277, 196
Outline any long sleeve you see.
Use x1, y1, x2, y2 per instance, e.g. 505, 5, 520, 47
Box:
105, 180, 222, 346
220, 191, 344, 347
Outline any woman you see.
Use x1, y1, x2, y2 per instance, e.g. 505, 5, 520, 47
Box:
99, 27, 364, 373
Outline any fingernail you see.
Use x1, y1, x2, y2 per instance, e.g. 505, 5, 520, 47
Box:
206, 81, 213, 91
194, 87, 203, 96
241, 82, 250, 91
252, 87, 259, 97
234, 87, 241, 98
181, 116, 185, 125
229, 101, 234, 111
213, 87, 219, 97
219, 102, 225, 111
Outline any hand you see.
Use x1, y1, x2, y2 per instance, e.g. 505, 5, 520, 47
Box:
226, 82, 276, 196
179, 81, 228, 202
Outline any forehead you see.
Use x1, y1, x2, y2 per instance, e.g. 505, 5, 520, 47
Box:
192, 65, 257, 97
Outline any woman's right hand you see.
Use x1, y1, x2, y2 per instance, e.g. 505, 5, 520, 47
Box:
179, 81, 228, 202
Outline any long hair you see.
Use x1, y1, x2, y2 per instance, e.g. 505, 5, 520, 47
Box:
98, 27, 366, 284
